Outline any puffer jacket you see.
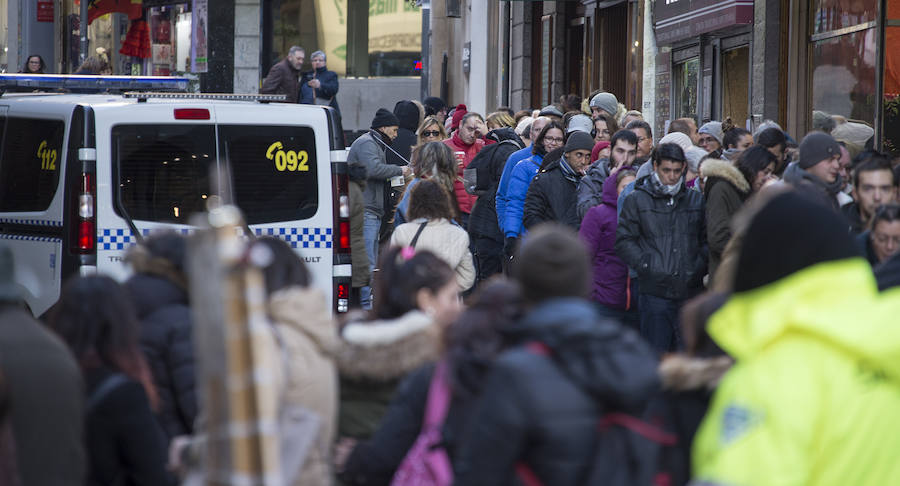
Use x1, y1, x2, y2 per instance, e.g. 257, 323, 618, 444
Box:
443, 133, 485, 215
693, 259, 900, 486
453, 298, 659, 486
523, 156, 583, 231
496, 145, 537, 233
576, 158, 612, 219
124, 269, 196, 442
615, 175, 707, 300
467, 128, 523, 242
269, 287, 339, 486
702, 159, 750, 280
502, 154, 542, 238
579, 174, 630, 309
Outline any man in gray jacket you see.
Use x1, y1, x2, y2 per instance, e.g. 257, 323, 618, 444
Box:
0, 244, 85, 484
347, 108, 410, 306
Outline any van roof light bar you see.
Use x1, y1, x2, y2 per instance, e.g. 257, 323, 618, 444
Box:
122, 92, 287, 103
0, 74, 190, 94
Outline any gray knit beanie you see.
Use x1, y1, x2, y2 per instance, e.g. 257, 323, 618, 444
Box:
590, 92, 618, 117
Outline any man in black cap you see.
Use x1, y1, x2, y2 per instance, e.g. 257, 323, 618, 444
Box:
615, 143, 707, 353
0, 244, 86, 484
523, 131, 595, 231
783, 131, 844, 210
347, 108, 411, 307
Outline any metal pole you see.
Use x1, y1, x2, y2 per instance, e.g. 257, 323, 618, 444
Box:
421, 0, 431, 100
80, 0, 89, 65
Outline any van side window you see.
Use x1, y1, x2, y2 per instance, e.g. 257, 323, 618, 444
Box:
0, 117, 64, 212
219, 125, 319, 224
113, 124, 216, 223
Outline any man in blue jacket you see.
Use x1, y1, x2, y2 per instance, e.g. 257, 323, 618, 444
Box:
300, 51, 341, 118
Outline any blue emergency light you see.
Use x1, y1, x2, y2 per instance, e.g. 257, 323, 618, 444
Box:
0, 73, 191, 94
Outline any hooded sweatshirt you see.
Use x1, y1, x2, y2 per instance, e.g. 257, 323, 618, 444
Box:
387, 100, 420, 166
579, 174, 632, 309
693, 259, 900, 486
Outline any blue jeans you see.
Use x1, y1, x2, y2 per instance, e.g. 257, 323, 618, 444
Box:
594, 302, 641, 334
638, 293, 684, 353
361, 211, 382, 309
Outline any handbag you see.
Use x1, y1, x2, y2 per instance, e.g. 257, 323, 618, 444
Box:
390, 361, 453, 486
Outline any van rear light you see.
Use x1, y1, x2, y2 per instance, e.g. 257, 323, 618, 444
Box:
78, 221, 95, 251
174, 108, 210, 120
336, 282, 349, 313
72, 172, 96, 254
339, 194, 350, 218
332, 166, 350, 255
338, 221, 351, 251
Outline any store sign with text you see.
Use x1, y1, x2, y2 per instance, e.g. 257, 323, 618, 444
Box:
653, 0, 753, 44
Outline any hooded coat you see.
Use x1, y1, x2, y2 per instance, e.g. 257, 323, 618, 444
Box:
337, 311, 442, 440
124, 265, 197, 442
268, 287, 340, 486
452, 298, 659, 486
387, 101, 420, 167
523, 156, 583, 231
693, 259, 900, 486
443, 134, 485, 215
466, 128, 523, 242
701, 159, 751, 280
615, 174, 707, 301
579, 174, 631, 309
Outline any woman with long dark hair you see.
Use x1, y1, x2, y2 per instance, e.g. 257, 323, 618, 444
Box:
47, 276, 171, 486
335, 247, 461, 475
20, 55, 44, 74
339, 278, 523, 485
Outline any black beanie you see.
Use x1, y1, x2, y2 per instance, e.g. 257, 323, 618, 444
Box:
733, 190, 859, 292
371, 108, 400, 129
564, 131, 595, 153
798, 131, 840, 169
511, 223, 591, 303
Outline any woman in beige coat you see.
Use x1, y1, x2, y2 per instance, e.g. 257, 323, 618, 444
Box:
390, 180, 475, 291
256, 237, 340, 486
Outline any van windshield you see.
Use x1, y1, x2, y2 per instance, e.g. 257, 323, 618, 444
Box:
114, 124, 319, 225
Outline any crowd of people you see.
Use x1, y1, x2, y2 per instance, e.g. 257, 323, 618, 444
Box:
0, 88, 898, 486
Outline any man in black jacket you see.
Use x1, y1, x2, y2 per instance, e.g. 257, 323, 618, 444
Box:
260, 46, 304, 103
453, 224, 659, 486
523, 131, 594, 231
615, 143, 707, 352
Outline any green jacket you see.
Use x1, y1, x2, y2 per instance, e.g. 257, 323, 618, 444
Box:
692, 259, 900, 485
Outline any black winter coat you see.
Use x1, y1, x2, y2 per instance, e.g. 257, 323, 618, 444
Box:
468, 128, 523, 242
124, 274, 196, 442
876, 250, 900, 291
387, 101, 420, 166
615, 176, 707, 300
523, 156, 582, 231
453, 298, 659, 486
85, 368, 173, 486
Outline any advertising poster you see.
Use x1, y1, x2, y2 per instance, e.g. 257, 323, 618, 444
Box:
192, 0, 208, 73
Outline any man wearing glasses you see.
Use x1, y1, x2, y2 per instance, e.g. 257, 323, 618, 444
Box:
523, 131, 595, 231
626, 120, 655, 159
300, 50, 341, 118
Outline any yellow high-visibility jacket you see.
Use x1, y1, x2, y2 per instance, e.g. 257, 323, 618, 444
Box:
692, 259, 900, 486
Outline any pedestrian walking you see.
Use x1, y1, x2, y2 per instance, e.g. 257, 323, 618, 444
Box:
0, 245, 85, 486
393, 141, 459, 228
524, 131, 597, 232
47, 276, 173, 486
124, 233, 197, 444
443, 112, 488, 227
616, 143, 707, 352
390, 180, 476, 291
453, 224, 659, 486
495, 116, 550, 238
692, 191, 900, 486
783, 131, 844, 210
261, 46, 304, 103
339, 279, 523, 485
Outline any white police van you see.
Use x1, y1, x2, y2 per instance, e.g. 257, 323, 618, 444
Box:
0, 74, 351, 316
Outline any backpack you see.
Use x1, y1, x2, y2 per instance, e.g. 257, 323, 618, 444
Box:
390, 361, 453, 486
523, 342, 676, 486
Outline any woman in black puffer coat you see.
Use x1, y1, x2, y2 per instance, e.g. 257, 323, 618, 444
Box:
124, 232, 196, 444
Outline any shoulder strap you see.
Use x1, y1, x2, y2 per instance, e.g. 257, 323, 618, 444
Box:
409, 221, 428, 248
422, 361, 451, 427
87, 373, 131, 411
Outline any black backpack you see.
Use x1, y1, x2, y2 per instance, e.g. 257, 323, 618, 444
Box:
582, 412, 677, 486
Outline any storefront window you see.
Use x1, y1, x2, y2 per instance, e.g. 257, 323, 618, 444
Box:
722, 46, 749, 126
673, 57, 699, 120
811, 28, 877, 124
883, 25, 900, 155
0, 0, 7, 72
368, 0, 421, 76
148, 5, 192, 76
812, 0, 877, 35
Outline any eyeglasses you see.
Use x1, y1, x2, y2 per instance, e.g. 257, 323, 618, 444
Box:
544, 136, 564, 144
422, 130, 441, 137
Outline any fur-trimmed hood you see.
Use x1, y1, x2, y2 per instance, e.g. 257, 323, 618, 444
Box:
125, 244, 187, 291
701, 158, 750, 194
268, 286, 339, 357
337, 310, 441, 381
658, 355, 733, 392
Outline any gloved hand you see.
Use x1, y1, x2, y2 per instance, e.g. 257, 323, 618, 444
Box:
504, 237, 518, 258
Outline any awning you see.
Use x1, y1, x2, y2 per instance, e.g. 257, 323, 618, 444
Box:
654, 0, 753, 44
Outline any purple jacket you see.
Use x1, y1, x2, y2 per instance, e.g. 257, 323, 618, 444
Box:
579, 174, 630, 309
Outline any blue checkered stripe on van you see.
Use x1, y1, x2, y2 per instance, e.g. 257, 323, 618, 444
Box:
0, 233, 61, 243
97, 227, 332, 250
